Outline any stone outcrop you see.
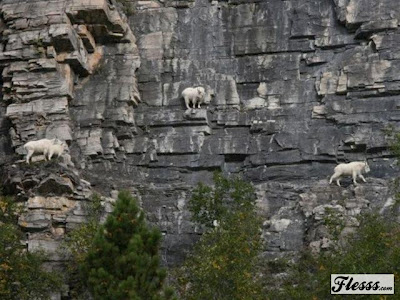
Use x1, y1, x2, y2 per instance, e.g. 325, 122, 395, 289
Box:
124, 0, 400, 263
0, 0, 140, 297
1, 1, 400, 296
1, 0, 139, 154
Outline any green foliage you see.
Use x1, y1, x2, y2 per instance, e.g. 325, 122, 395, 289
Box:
81, 190, 174, 300
384, 126, 400, 213
116, 0, 135, 16
323, 207, 345, 241
0, 196, 62, 300
65, 194, 103, 261
177, 172, 263, 300
385, 125, 400, 161
188, 172, 257, 228
267, 213, 400, 299
32, 38, 46, 57
62, 193, 103, 299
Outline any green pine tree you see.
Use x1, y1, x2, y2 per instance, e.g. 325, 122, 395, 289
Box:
81, 190, 174, 300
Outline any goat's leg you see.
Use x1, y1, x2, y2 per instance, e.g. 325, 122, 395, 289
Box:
43, 149, 49, 161
352, 171, 358, 185
26, 150, 34, 164
330, 173, 339, 185
329, 174, 335, 184
48, 149, 54, 160
184, 97, 191, 109
359, 174, 367, 183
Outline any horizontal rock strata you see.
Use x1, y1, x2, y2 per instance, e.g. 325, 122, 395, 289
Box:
0, 1, 400, 293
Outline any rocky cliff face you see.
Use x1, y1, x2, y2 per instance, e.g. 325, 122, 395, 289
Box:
1, 0, 400, 285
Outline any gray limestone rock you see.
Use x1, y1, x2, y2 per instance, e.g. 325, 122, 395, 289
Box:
1, 1, 400, 296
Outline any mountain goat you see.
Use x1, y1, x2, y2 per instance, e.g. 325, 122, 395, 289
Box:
182, 86, 212, 109
329, 161, 370, 186
23, 138, 66, 164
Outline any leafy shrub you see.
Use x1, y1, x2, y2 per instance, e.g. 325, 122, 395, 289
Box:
62, 194, 103, 299
176, 172, 263, 300
267, 213, 400, 300
0, 196, 62, 299
116, 0, 135, 16
385, 125, 400, 161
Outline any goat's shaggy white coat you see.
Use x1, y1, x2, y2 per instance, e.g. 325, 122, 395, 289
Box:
23, 138, 66, 163
48, 143, 65, 161
329, 161, 370, 186
182, 86, 208, 109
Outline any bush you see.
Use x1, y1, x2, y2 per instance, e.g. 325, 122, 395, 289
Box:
267, 213, 400, 299
81, 190, 174, 300
116, 0, 135, 16
385, 126, 400, 212
385, 126, 400, 161
176, 172, 263, 300
62, 194, 103, 299
0, 196, 62, 299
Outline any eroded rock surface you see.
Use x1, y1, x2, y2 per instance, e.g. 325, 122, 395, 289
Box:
1, 1, 400, 294
125, 0, 400, 263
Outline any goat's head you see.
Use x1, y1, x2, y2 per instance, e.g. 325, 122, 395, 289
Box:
364, 161, 371, 173
196, 87, 206, 98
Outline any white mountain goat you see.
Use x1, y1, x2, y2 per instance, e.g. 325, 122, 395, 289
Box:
23, 138, 66, 164
182, 86, 213, 109
329, 161, 370, 186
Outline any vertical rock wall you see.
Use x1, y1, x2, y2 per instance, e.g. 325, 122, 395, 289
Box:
125, 0, 400, 264
0, 1, 141, 294
1, 0, 400, 276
